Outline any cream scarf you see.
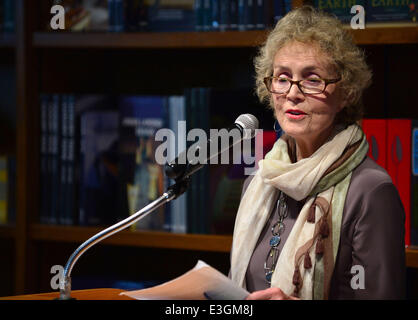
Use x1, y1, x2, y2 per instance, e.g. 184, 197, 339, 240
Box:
230, 124, 369, 299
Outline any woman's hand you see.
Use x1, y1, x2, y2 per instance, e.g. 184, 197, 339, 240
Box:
245, 287, 300, 300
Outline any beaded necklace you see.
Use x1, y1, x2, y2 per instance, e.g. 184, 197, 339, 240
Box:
264, 191, 288, 284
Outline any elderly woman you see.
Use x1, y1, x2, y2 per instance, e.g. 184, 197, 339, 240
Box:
230, 6, 405, 300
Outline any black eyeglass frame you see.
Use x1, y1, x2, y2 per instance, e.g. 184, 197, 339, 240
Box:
263, 76, 342, 95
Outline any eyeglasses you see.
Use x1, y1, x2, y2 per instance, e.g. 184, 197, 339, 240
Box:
263, 76, 341, 95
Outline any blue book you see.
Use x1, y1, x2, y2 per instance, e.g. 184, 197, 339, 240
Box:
366, 1, 416, 22
211, 0, 220, 30
195, 0, 204, 31
229, 0, 239, 30
273, 0, 285, 24
219, 0, 230, 31
247, 0, 255, 30
147, 0, 196, 32
49, 94, 61, 225
65, 95, 76, 225
40, 94, 50, 224
79, 110, 119, 226
238, 0, 248, 31
202, 0, 212, 31
255, 0, 266, 29
313, 0, 367, 24
3, 0, 15, 33
118, 96, 168, 231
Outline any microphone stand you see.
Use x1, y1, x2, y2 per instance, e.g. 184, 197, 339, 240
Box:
58, 178, 189, 300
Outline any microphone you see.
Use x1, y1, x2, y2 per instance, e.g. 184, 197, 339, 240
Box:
165, 114, 259, 181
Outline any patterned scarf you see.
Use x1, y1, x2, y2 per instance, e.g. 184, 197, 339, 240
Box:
230, 124, 368, 299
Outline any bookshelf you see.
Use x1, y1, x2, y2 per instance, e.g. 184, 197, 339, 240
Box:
29, 224, 232, 252
32, 24, 417, 49
0, 0, 417, 297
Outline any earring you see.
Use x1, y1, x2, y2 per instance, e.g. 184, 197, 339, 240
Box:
273, 121, 280, 133
274, 121, 282, 139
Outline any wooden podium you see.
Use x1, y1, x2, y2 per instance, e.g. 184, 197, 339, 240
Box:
0, 288, 135, 300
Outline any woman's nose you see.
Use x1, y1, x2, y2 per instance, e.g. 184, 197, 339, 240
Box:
286, 81, 305, 101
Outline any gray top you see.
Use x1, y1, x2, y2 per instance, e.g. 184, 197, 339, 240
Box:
239, 156, 406, 299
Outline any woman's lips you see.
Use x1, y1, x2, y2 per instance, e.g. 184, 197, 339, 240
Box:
285, 109, 307, 120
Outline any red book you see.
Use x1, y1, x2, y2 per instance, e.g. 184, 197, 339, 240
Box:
254, 130, 278, 169
361, 119, 387, 169
387, 119, 411, 247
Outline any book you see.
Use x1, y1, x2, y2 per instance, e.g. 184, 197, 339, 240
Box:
361, 119, 388, 170
79, 109, 120, 226
367, 0, 416, 23
48, 94, 61, 225
2, 0, 15, 33
387, 119, 411, 247
118, 95, 167, 231
39, 94, 50, 224
167, 95, 188, 234
146, 0, 196, 32
313, 0, 367, 24
411, 120, 418, 246
120, 260, 249, 300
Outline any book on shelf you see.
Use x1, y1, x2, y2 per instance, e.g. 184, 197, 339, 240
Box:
361, 118, 418, 247
366, 0, 417, 23
43, 0, 287, 33
312, 0, 417, 24
312, 0, 366, 24
118, 95, 167, 231
120, 260, 249, 300
0, 0, 15, 33
386, 119, 411, 248
37, 87, 269, 235
79, 108, 119, 226
361, 119, 387, 171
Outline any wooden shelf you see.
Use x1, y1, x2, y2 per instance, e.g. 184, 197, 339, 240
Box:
26, 224, 418, 267
0, 224, 15, 239
29, 224, 232, 253
350, 23, 418, 45
32, 30, 268, 49
32, 24, 417, 49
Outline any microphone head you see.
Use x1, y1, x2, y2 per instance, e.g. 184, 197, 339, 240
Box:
235, 114, 259, 139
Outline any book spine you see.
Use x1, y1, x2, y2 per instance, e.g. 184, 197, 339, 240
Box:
195, 0, 204, 31
386, 119, 411, 247
411, 120, 418, 246
67, 95, 76, 225
203, 0, 212, 31
115, 0, 125, 32
273, 0, 284, 24
211, 0, 220, 31
50, 94, 61, 225
229, 0, 239, 30
3, 0, 15, 33
219, 0, 230, 31
238, 0, 247, 31
361, 119, 388, 170
246, 0, 255, 30
108, 0, 115, 32
255, 0, 266, 30
40, 94, 50, 224
59, 94, 69, 225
